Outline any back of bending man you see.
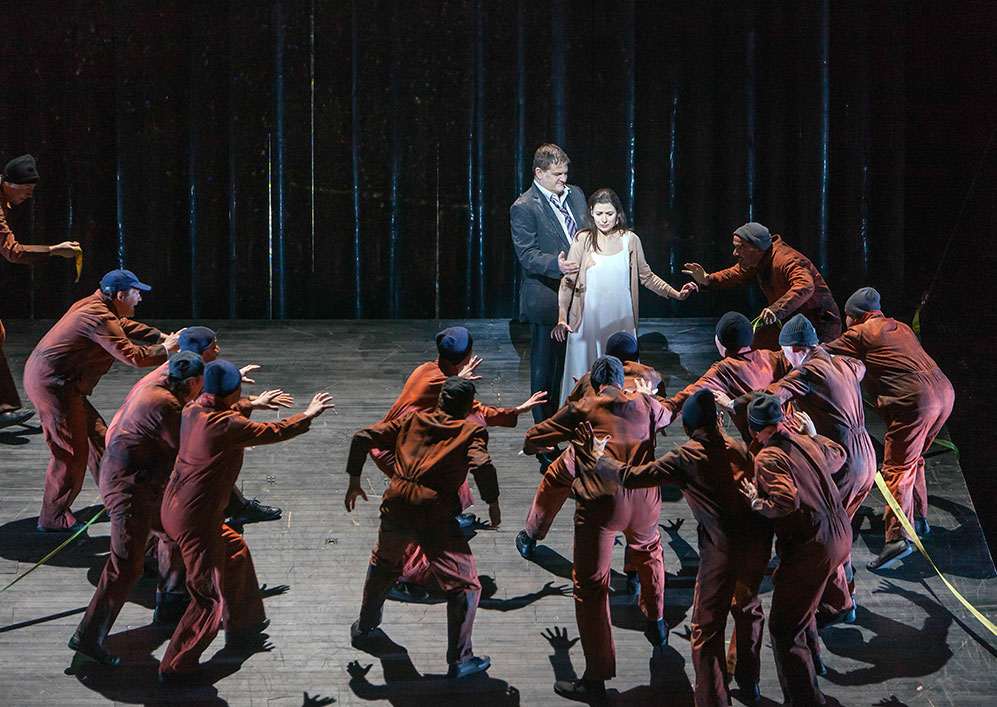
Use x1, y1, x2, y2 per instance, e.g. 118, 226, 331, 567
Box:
523, 356, 669, 702
0, 154, 82, 429
683, 222, 841, 350
345, 377, 499, 679
824, 287, 955, 570
577, 389, 773, 706
24, 269, 179, 531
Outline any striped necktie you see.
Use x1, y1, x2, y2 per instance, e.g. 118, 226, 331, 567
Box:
550, 195, 578, 240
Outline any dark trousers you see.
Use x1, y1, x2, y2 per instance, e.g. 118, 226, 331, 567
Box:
530, 322, 566, 423
0, 319, 22, 411
358, 514, 481, 665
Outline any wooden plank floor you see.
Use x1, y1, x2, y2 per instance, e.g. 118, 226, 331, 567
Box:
1, 318, 995, 706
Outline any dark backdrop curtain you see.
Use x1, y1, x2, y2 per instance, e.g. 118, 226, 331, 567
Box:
0, 1, 987, 323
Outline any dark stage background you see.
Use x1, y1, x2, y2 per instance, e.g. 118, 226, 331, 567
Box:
1, 2, 995, 548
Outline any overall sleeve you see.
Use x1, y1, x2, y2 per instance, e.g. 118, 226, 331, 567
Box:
225, 411, 312, 450
346, 416, 407, 476
823, 327, 864, 358
837, 354, 867, 383
767, 256, 816, 320
511, 202, 562, 279
706, 263, 755, 290
523, 402, 582, 454
752, 449, 800, 518
633, 234, 679, 298
765, 366, 812, 405
92, 316, 169, 368
119, 318, 165, 344
593, 448, 683, 489
1, 209, 50, 265
665, 362, 723, 413
474, 402, 520, 428
467, 427, 499, 503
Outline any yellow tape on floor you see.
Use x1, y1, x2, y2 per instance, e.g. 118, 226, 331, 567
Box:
874, 471, 997, 636
0, 508, 106, 595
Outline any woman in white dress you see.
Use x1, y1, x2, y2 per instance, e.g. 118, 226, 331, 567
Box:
551, 188, 696, 405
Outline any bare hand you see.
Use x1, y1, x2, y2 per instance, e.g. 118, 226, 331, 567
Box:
162, 331, 182, 353
550, 321, 573, 342
459, 355, 483, 381
681, 262, 710, 286
50, 241, 82, 259
573, 421, 610, 462
344, 476, 368, 512
634, 377, 655, 396
305, 392, 334, 418
239, 364, 261, 385
791, 410, 817, 437
712, 390, 735, 411
557, 251, 579, 275
674, 282, 699, 300
739, 477, 759, 505
488, 501, 501, 529
516, 391, 547, 415
759, 308, 777, 325
253, 389, 294, 410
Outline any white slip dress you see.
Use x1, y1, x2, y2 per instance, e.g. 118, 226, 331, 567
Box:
559, 233, 636, 406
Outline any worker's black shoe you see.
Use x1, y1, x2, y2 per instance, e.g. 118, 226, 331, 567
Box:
516, 530, 537, 560
153, 593, 190, 626
736, 680, 761, 702
68, 633, 120, 666
388, 581, 430, 602
447, 654, 491, 678
813, 651, 827, 677
456, 513, 476, 529
0, 409, 33, 429
228, 498, 281, 525
816, 599, 857, 629
226, 618, 270, 647
554, 677, 606, 703
644, 617, 668, 647
867, 539, 912, 570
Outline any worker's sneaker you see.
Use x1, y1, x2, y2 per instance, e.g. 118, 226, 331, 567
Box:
228, 498, 281, 524
447, 654, 490, 678
37, 521, 85, 533
516, 530, 537, 560
736, 680, 761, 702
867, 539, 913, 570
68, 633, 120, 666
554, 677, 606, 703
914, 517, 931, 536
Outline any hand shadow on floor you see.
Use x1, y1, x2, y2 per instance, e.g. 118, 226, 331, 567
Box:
347, 629, 519, 706
820, 580, 953, 686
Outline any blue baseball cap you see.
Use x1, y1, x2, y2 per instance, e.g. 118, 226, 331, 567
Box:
100, 269, 151, 294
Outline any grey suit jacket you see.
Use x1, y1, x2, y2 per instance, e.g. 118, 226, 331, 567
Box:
510, 183, 589, 325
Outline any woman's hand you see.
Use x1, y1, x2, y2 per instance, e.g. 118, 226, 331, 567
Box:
550, 321, 573, 342
674, 282, 699, 300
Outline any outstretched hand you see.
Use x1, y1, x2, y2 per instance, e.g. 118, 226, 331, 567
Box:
516, 390, 547, 415
661, 518, 685, 533
239, 364, 261, 384
459, 355, 483, 381
633, 377, 655, 396
305, 392, 335, 418
681, 262, 710, 286
50, 241, 82, 259
347, 660, 373, 681
740, 477, 759, 505
253, 389, 295, 410
572, 422, 610, 464
674, 281, 699, 300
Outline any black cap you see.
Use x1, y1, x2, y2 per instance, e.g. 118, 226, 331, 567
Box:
436, 326, 473, 365
715, 312, 753, 353
439, 376, 476, 416
606, 331, 638, 362
682, 389, 717, 431
733, 222, 772, 250
590, 355, 625, 389
748, 392, 783, 431
168, 351, 205, 381
2, 154, 39, 184
202, 359, 242, 396
778, 314, 818, 347
844, 287, 881, 317
179, 326, 217, 354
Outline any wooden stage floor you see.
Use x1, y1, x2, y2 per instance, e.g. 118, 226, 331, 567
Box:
1, 319, 995, 706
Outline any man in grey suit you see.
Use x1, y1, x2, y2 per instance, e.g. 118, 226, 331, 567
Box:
510, 144, 589, 428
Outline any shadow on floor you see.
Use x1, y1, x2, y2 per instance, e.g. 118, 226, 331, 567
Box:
348, 629, 519, 706
0, 505, 109, 570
